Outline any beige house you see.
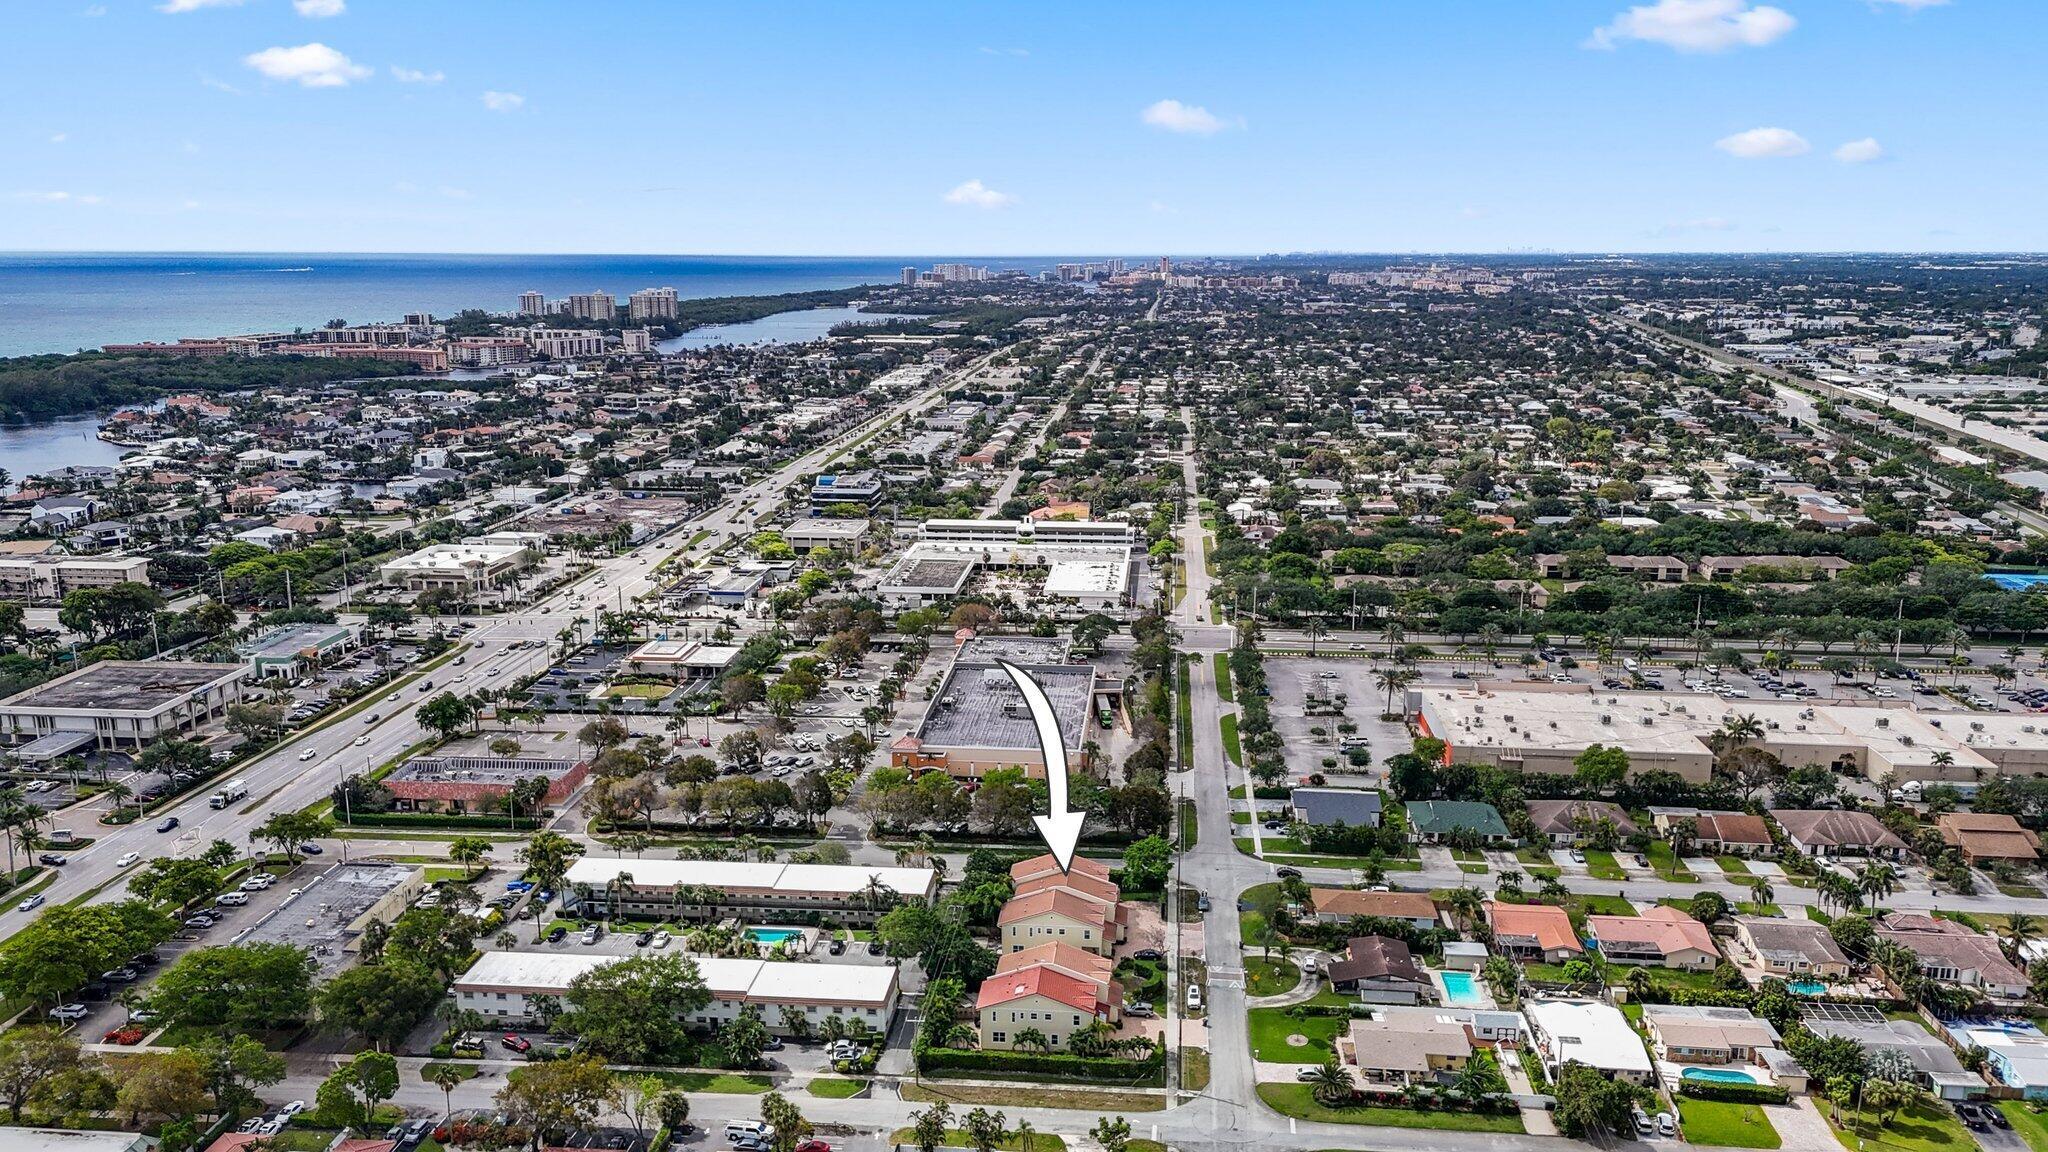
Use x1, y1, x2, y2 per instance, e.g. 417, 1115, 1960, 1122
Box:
1585, 907, 1720, 970
975, 963, 1118, 1051
1642, 1005, 1782, 1065
1733, 916, 1851, 980
1337, 1013, 1474, 1087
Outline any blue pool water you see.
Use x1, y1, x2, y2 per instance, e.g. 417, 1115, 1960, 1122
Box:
1683, 1068, 1760, 1084
1440, 970, 1485, 1006
748, 928, 805, 945
1988, 574, 2048, 591
1789, 980, 1828, 995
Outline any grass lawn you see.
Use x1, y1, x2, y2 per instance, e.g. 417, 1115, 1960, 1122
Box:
1583, 849, 1627, 880
419, 1061, 480, 1083
1183, 1048, 1211, 1091
1451, 847, 1485, 862
1119, 957, 1169, 1011
604, 683, 672, 699
889, 1127, 1070, 1151
1997, 1101, 2048, 1152
1573, 893, 1638, 916
1257, 1084, 1525, 1131
1679, 1098, 1782, 1148
1458, 863, 1490, 875
1179, 798, 1198, 850
1717, 856, 1754, 874
647, 1071, 773, 1094
1214, 653, 1234, 702
1220, 714, 1243, 765
1245, 957, 1301, 997
1523, 865, 1562, 881
1647, 841, 1697, 882
1247, 1007, 1346, 1061
807, 1077, 868, 1098
1829, 1100, 1973, 1152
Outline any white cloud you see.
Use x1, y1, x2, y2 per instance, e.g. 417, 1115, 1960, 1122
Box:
390, 65, 444, 84
942, 179, 1014, 209
50, 133, 67, 144
1587, 0, 1795, 52
17, 191, 104, 205
437, 186, 473, 200
82, 4, 108, 15
293, 0, 346, 17
159, 0, 244, 11
243, 43, 371, 88
480, 90, 525, 112
1833, 137, 1885, 163
1715, 126, 1810, 158
1148, 200, 1178, 215
1869, 0, 1948, 8
978, 46, 1029, 57
1140, 98, 1239, 135
199, 73, 242, 95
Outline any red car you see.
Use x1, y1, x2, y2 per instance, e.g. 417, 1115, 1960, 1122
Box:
796, 1142, 830, 1152
500, 1033, 532, 1053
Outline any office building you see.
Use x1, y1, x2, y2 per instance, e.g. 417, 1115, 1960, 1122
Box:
0, 660, 248, 751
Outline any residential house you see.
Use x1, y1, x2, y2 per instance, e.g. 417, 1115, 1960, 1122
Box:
1404, 800, 1511, 845
1524, 998, 1655, 1085
1337, 1012, 1474, 1087
1585, 906, 1720, 970
1524, 799, 1639, 845
976, 964, 1119, 1052
1733, 917, 1851, 981
1308, 889, 1440, 931
1289, 787, 1382, 828
1642, 1005, 1782, 1065
1769, 809, 1907, 859
1325, 936, 1435, 1004
1937, 813, 2041, 866
1651, 808, 1774, 856
1874, 914, 2028, 1000
1486, 901, 1583, 963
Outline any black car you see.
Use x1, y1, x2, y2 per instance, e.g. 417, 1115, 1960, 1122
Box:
827, 938, 846, 956
38, 853, 67, 866
1275, 867, 1302, 880
156, 817, 180, 833
634, 930, 655, 947
1132, 948, 1164, 961
300, 842, 323, 855
866, 940, 885, 955
547, 926, 569, 943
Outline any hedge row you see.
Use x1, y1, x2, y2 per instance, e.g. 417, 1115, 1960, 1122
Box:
917, 1046, 1163, 1082
338, 811, 542, 831
1677, 1080, 1789, 1105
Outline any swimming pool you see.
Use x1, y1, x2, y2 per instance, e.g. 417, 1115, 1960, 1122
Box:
1789, 980, 1828, 996
748, 928, 806, 945
1683, 1068, 1760, 1084
1440, 970, 1486, 1006
1989, 573, 2048, 591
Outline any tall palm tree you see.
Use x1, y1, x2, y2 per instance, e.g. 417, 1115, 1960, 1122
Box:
1308, 1059, 1354, 1106
2002, 913, 2043, 965
1858, 862, 1899, 905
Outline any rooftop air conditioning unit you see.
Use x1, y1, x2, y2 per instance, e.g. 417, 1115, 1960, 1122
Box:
1641, 716, 1655, 726
1549, 720, 1559, 729
1504, 715, 1515, 724
2026, 725, 2038, 734
1767, 721, 1780, 729
1899, 735, 1914, 746
1795, 724, 1807, 731
1876, 717, 1889, 728
1971, 721, 1985, 732
1600, 714, 1612, 725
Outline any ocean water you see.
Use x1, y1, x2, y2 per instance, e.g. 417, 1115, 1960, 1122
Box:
0, 252, 1074, 358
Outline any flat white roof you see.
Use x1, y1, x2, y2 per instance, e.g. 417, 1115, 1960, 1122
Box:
1043, 560, 1128, 596
1526, 998, 1653, 1074
457, 950, 897, 1007
565, 857, 938, 902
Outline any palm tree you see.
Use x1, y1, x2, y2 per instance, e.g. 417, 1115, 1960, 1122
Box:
1308, 1058, 1354, 1106
2002, 913, 2043, 965
429, 1063, 466, 1120
1748, 878, 1775, 913
1858, 862, 1899, 905
1624, 966, 1655, 1002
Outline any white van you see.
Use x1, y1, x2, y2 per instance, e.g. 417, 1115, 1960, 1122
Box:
726, 1121, 774, 1144
1185, 983, 1203, 1012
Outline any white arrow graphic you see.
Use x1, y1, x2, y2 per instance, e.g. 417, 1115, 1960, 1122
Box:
996, 658, 1085, 873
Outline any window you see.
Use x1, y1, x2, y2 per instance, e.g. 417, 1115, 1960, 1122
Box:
992, 1032, 1007, 1043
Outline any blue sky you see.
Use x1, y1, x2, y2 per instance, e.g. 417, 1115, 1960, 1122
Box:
4, 0, 2041, 254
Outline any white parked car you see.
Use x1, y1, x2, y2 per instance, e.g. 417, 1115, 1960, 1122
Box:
216, 892, 249, 907
47, 1004, 88, 1021
116, 851, 140, 868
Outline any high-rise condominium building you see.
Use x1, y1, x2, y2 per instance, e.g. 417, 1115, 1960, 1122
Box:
629, 287, 679, 322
